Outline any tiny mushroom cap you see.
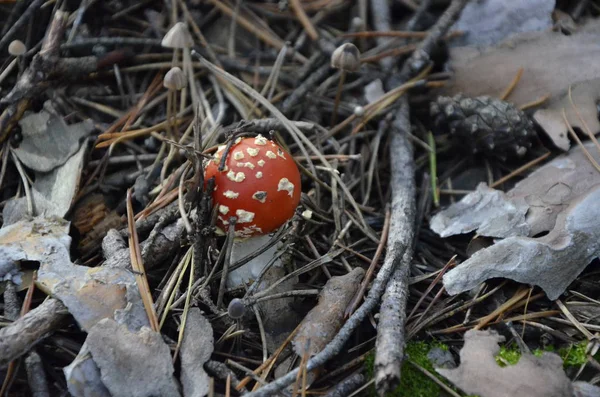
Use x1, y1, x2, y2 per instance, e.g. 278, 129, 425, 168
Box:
331, 43, 361, 72
227, 298, 246, 319
204, 135, 302, 239
8, 40, 26, 56
163, 66, 187, 90
161, 22, 194, 49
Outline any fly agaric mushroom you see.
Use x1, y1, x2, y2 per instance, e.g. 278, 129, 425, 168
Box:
204, 135, 301, 287
205, 135, 301, 237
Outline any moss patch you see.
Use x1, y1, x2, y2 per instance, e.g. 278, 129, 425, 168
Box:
364, 341, 453, 397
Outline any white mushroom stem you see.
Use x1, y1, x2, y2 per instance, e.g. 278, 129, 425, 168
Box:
226, 234, 282, 289
182, 48, 200, 116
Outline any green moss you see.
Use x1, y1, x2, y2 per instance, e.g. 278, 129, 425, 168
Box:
558, 341, 589, 367
495, 345, 522, 367
498, 341, 590, 368
364, 340, 454, 397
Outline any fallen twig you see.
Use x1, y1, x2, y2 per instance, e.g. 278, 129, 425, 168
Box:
374, 0, 470, 394
0, 298, 68, 368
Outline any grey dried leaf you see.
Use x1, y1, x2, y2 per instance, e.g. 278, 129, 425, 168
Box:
3, 140, 88, 225
443, 19, 600, 106
181, 308, 213, 397
0, 217, 150, 332
64, 344, 112, 397
432, 142, 600, 299
86, 319, 180, 397
437, 329, 573, 397
533, 78, 600, 151
293, 267, 365, 357
430, 183, 529, 238
14, 106, 93, 172
443, 184, 600, 300
450, 0, 554, 47
181, 307, 214, 397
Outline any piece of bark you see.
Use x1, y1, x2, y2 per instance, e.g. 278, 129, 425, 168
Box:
293, 268, 365, 357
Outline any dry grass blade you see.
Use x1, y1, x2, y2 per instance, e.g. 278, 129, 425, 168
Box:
561, 108, 600, 173
126, 189, 160, 331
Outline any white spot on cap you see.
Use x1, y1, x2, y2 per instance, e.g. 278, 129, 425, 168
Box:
236, 209, 255, 223
254, 135, 268, 146
278, 178, 295, 197
235, 137, 242, 144
247, 147, 260, 157
233, 151, 244, 160
256, 172, 263, 179
217, 145, 226, 153
252, 191, 267, 203
266, 151, 276, 159
236, 225, 263, 238
219, 205, 229, 215
226, 171, 246, 182
237, 162, 255, 169
223, 190, 239, 199
257, 159, 265, 167
277, 148, 286, 159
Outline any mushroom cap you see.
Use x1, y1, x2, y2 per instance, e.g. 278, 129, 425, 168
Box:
331, 43, 361, 72
161, 22, 194, 49
163, 66, 187, 90
8, 40, 26, 56
204, 136, 301, 238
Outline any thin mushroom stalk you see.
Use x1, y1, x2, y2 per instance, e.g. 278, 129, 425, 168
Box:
330, 43, 361, 127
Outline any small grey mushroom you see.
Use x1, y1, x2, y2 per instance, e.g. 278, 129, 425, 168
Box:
331, 43, 361, 73
163, 67, 186, 91
227, 298, 246, 319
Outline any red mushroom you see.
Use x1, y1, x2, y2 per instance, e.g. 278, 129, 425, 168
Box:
204, 135, 301, 238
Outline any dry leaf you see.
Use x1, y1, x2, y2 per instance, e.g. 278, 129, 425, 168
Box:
86, 319, 180, 397
533, 79, 600, 151
442, 20, 600, 106
0, 217, 150, 331
451, 0, 554, 47
181, 308, 213, 397
293, 267, 364, 357
14, 105, 93, 172
430, 183, 529, 238
437, 329, 573, 397
431, 142, 600, 299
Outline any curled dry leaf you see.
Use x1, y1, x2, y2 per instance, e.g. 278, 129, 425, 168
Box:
442, 19, 600, 106
180, 308, 213, 397
533, 78, 600, 151
293, 267, 365, 357
431, 142, 600, 299
437, 329, 573, 397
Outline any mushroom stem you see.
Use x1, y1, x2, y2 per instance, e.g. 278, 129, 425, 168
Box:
227, 234, 281, 289
331, 70, 346, 127
182, 48, 200, 115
